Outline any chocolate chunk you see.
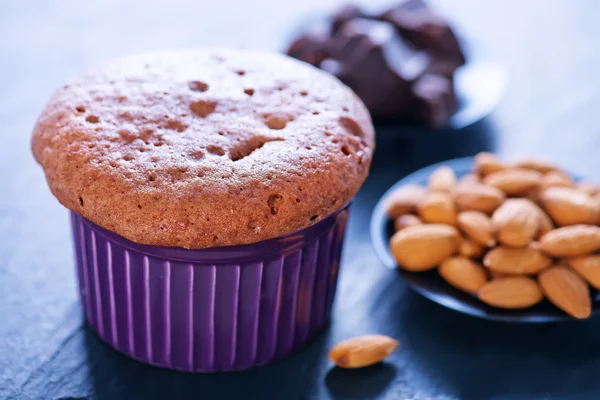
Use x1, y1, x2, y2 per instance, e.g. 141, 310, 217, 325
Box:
286, 0, 465, 126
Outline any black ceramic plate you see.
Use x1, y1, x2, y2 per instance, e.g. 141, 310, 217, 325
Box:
370, 157, 600, 322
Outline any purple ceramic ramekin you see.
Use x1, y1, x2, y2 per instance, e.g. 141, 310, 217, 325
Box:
70, 204, 350, 372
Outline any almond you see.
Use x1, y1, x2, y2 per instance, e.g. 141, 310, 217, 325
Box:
526, 201, 554, 239
389, 224, 460, 271
474, 152, 505, 176
417, 192, 457, 226
457, 211, 496, 247
329, 335, 399, 368
385, 185, 428, 219
459, 237, 484, 258
577, 182, 600, 197
428, 166, 456, 192
539, 225, 600, 257
568, 255, 600, 290
483, 245, 552, 274
512, 158, 558, 173
460, 173, 480, 185
478, 277, 543, 309
453, 182, 505, 214
439, 257, 487, 294
538, 266, 591, 319
540, 187, 597, 226
394, 214, 421, 232
491, 199, 539, 247
483, 168, 542, 196
538, 170, 575, 190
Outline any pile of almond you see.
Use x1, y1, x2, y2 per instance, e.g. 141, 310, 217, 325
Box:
386, 152, 600, 319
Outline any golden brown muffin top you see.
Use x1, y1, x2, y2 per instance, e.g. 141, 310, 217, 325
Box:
32, 49, 374, 248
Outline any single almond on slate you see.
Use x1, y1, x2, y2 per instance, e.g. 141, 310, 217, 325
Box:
491, 199, 539, 247
417, 192, 457, 225
568, 255, 600, 289
483, 245, 552, 274
540, 187, 597, 226
457, 211, 496, 247
459, 237, 484, 258
389, 224, 460, 271
453, 182, 505, 214
394, 214, 421, 232
577, 182, 600, 197
539, 266, 591, 319
385, 185, 428, 219
539, 170, 575, 190
428, 166, 456, 192
329, 335, 399, 368
478, 277, 543, 309
439, 257, 488, 294
512, 158, 558, 174
539, 225, 600, 257
483, 168, 542, 196
474, 152, 505, 176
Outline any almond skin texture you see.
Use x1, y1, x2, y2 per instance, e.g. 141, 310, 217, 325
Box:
578, 182, 600, 196
483, 168, 542, 196
474, 152, 505, 176
439, 257, 488, 294
483, 245, 552, 274
329, 335, 399, 368
539, 170, 575, 190
385, 185, 428, 219
459, 237, 484, 258
539, 266, 591, 319
491, 199, 539, 247
390, 224, 460, 271
428, 166, 456, 192
527, 201, 555, 239
540, 187, 597, 226
453, 183, 506, 214
478, 277, 543, 309
512, 158, 558, 174
457, 211, 496, 247
539, 225, 600, 257
394, 214, 422, 232
417, 192, 457, 226
568, 255, 600, 290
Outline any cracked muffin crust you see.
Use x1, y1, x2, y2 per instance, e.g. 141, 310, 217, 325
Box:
32, 49, 375, 248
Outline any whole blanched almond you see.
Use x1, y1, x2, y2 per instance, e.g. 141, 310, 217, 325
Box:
417, 192, 457, 225
539, 225, 600, 257
539, 171, 575, 190
512, 158, 558, 173
394, 214, 421, 232
457, 211, 496, 247
459, 237, 484, 258
483, 245, 552, 274
454, 182, 505, 214
439, 257, 488, 294
329, 335, 399, 368
577, 182, 600, 196
483, 168, 542, 196
385, 185, 428, 219
491, 199, 539, 247
568, 255, 600, 289
538, 266, 591, 319
540, 187, 597, 226
474, 152, 505, 176
428, 166, 456, 192
389, 224, 460, 271
478, 277, 543, 309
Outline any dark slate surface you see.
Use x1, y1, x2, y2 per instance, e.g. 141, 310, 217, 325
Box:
2, 1, 600, 399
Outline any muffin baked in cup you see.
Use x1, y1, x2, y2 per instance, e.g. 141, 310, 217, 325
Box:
31, 49, 375, 372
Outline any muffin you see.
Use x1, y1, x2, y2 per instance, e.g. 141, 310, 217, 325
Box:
31, 49, 375, 371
